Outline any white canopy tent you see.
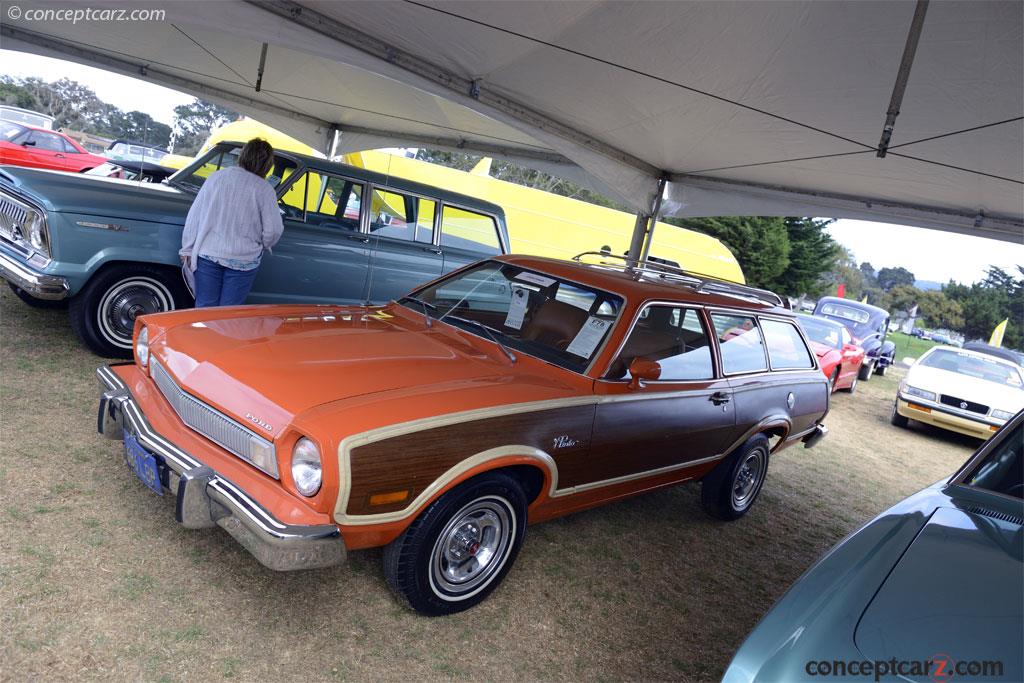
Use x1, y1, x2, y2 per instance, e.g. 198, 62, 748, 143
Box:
3, 0, 1021, 251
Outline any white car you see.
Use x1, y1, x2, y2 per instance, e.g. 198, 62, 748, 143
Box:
892, 345, 1024, 439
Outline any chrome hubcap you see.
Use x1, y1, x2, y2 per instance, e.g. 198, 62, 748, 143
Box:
431, 497, 513, 597
732, 449, 766, 510
97, 277, 173, 349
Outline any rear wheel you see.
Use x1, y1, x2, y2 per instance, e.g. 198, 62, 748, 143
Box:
6, 282, 68, 309
69, 264, 191, 358
828, 368, 839, 393
844, 370, 858, 393
875, 362, 888, 376
701, 434, 770, 521
890, 401, 910, 427
383, 472, 527, 616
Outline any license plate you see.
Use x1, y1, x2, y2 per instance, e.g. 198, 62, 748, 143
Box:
124, 431, 163, 496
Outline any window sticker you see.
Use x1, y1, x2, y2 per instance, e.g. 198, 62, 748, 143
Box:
566, 316, 612, 358
515, 272, 557, 288
504, 285, 529, 330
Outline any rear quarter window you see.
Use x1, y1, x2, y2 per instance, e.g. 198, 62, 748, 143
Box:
761, 318, 815, 370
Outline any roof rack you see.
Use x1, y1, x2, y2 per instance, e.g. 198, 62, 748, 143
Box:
571, 251, 789, 309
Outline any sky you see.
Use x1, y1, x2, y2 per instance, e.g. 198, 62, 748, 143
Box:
3, 50, 1022, 286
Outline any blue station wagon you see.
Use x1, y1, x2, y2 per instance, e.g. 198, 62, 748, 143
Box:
0, 142, 510, 356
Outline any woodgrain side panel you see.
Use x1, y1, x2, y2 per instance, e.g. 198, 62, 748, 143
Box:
346, 404, 596, 516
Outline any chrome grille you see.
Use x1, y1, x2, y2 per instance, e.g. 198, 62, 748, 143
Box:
0, 194, 30, 242
151, 361, 278, 478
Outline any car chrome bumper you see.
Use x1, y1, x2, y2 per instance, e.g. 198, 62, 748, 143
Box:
96, 365, 346, 571
896, 396, 1001, 439
0, 249, 68, 299
802, 423, 828, 449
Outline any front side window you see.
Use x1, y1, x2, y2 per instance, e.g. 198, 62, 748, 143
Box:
440, 205, 501, 255
712, 313, 768, 374
963, 423, 1022, 499
761, 318, 815, 370
27, 131, 65, 152
404, 261, 623, 373
369, 189, 435, 243
608, 306, 714, 381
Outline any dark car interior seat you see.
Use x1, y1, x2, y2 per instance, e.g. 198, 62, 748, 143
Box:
606, 308, 708, 379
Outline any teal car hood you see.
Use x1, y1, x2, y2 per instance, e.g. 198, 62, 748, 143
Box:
0, 165, 193, 224
855, 506, 1023, 678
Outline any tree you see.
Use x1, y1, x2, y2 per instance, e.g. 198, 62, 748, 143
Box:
821, 247, 866, 300
877, 266, 916, 291
944, 265, 1023, 349
859, 262, 877, 287
773, 218, 841, 297
674, 216, 790, 290
0, 76, 40, 110
170, 100, 238, 155
918, 290, 964, 330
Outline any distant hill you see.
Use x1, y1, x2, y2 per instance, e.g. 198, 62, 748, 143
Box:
914, 280, 942, 291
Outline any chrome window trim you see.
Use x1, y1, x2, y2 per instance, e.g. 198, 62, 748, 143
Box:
759, 316, 818, 372
363, 182, 440, 245
150, 360, 278, 479
437, 202, 507, 254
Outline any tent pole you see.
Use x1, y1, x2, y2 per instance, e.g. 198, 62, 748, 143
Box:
626, 177, 668, 265
638, 178, 668, 264
876, 0, 929, 157
626, 211, 649, 264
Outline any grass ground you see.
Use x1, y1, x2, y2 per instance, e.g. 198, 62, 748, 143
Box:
889, 331, 942, 363
0, 287, 982, 681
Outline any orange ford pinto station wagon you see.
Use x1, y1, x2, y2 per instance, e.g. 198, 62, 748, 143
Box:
96, 252, 829, 615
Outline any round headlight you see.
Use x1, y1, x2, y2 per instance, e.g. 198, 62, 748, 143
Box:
135, 326, 149, 368
24, 213, 47, 253
291, 437, 322, 497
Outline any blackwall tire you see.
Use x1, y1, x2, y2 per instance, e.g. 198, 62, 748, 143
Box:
890, 401, 910, 428
844, 371, 858, 394
858, 361, 874, 381
701, 434, 770, 521
383, 472, 527, 616
69, 264, 190, 358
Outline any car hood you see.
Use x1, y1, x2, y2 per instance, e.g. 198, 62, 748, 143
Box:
150, 307, 575, 437
0, 164, 192, 224
906, 365, 1024, 411
854, 506, 1023, 677
808, 341, 838, 359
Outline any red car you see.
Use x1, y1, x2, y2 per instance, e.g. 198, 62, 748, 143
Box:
797, 314, 865, 392
0, 122, 108, 173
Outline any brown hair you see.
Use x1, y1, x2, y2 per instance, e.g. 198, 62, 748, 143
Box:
238, 138, 274, 177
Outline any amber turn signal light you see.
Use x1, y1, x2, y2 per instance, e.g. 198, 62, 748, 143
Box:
369, 490, 410, 506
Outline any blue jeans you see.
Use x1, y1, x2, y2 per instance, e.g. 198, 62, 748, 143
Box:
194, 257, 259, 307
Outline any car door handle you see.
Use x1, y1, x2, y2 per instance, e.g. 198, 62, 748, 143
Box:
54, 154, 65, 158
709, 391, 731, 406
423, 246, 442, 255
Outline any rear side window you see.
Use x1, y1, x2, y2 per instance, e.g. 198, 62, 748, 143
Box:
369, 189, 435, 243
440, 206, 501, 255
711, 313, 768, 374
761, 318, 815, 370
304, 173, 363, 232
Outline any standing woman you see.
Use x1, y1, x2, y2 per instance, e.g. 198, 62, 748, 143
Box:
179, 138, 284, 307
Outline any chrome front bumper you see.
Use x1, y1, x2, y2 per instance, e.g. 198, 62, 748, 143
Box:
97, 365, 346, 571
0, 249, 68, 299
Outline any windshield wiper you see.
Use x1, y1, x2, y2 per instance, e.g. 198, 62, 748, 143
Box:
398, 296, 437, 328
442, 314, 517, 363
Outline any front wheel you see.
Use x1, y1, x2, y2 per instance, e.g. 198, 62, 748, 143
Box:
69, 264, 191, 358
844, 370, 858, 394
875, 362, 888, 376
858, 360, 874, 381
890, 401, 910, 428
701, 434, 770, 521
383, 472, 527, 616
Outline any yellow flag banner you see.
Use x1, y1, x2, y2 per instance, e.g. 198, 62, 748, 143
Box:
989, 319, 1008, 347
860, 295, 868, 304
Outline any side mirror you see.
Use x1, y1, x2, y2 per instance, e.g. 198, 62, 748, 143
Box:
22, 140, 36, 147
628, 357, 661, 390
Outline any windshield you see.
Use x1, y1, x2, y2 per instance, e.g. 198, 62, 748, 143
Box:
798, 316, 842, 350
1, 121, 26, 141
963, 422, 1022, 499
404, 261, 624, 373
920, 349, 1024, 388
817, 302, 877, 338
170, 144, 299, 194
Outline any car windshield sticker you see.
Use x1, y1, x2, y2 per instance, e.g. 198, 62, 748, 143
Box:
515, 272, 557, 288
567, 316, 612, 357
504, 285, 529, 330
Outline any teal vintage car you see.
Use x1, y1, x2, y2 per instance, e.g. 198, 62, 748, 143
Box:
0, 142, 509, 357
724, 409, 1023, 682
